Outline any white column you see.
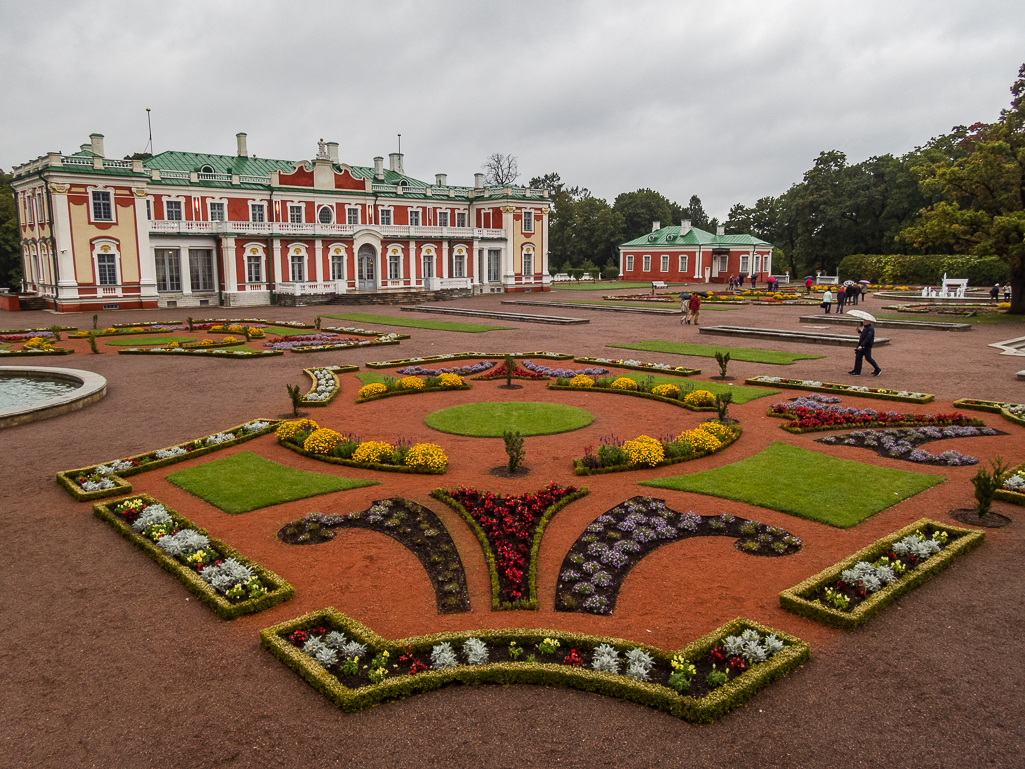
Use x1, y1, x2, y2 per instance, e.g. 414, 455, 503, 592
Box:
180, 247, 193, 294
133, 191, 158, 300
441, 241, 449, 279
314, 240, 324, 282
272, 239, 282, 285
48, 186, 80, 298
221, 237, 237, 289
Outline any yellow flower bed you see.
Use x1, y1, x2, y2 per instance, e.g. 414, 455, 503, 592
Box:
276, 419, 320, 442
199, 339, 216, 346
623, 435, 664, 466
697, 421, 734, 441
611, 377, 638, 390
683, 389, 716, 408
435, 372, 464, 388
398, 376, 426, 390
404, 443, 448, 471
358, 383, 388, 399
222, 336, 238, 343
129, 326, 146, 332
303, 428, 341, 454
23, 337, 53, 350
103, 327, 117, 334
651, 384, 679, 398
677, 427, 721, 453
570, 375, 594, 388
353, 440, 395, 464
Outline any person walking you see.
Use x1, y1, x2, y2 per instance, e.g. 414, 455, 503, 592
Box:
850, 319, 881, 376
848, 283, 859, 306
806, 276, 813, 294
822, 288, 833, 313
837, 285, 847, 313
991, 284, 1000, 301
1004, 285, 1011, 302
679, 293, 691, 324
688, 292, 702, 325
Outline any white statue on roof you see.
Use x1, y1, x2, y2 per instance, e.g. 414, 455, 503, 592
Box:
316, 138, 328, 160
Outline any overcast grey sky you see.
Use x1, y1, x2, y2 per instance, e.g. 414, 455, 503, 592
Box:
2, 0, 1023, 218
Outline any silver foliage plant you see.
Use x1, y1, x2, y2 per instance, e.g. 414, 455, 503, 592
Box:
591, 643, 621, 674
462, 637, 489, 665
431, 642, 459, 670
303, 636, 338, 667
200, 558, 254, 593
624, 648, 655, 681
322, 631, 367, 660
130, 504, 172, 533
156, 529, 209, 556
723, 630, 785, 664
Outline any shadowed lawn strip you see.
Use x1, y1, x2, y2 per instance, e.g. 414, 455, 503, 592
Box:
560, 300, 741, 311
551, 281, 650, 291
425, 402, 593, 437
105, 335, 196, 346
326, 313, 514, 333
166, 451, 379, 514
640, 442, 944, 528
609, 341, 823, 365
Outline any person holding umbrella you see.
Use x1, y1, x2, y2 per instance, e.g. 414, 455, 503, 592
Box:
805, 276, 814, 294
848, 311, 881, 376
679, 292, 692, 324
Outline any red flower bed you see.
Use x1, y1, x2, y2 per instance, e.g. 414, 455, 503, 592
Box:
781, 408, 978, 433
470, 361, 548, 381
442, 482, 577, 603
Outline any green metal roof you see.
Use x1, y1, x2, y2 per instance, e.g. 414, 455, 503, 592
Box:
620, 225, 772, 248
142, 151, 297, 176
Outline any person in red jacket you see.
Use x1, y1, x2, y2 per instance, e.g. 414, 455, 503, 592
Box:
805, 276, 813, 294
688, 293, 702, 325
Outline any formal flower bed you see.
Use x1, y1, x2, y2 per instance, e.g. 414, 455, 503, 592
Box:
0, 345, 74, 356
118, 346, 283, 358
321, 324, 411, 340
557, 497, 802, 615
779, 518, 984, 630
260, 608, 809, 723
952, 398, 1025, 428
275, 419, 448, 474
277, 498, 470, 613
94, 494, 293, 619
521, 360, 610, 378
0, 331, 56, 342
815, 425, 1003, 466
768, 397, 984, 434
365, 351, 573, 369
431, 483, 587, 610
746, 376, 934, 403
575, 356, 700, 377
300, 365, 357, 406
188, 317, 313, 330
56, 419, 278, 501
356, 373, 470, 402
996, 460, 1025, 506
574, 421, 741, 475
551, 377, 720, 412
71, 326, 185, 338
265, 334, 401, 353
396, 360, 495, 376
470, 360, 548, 380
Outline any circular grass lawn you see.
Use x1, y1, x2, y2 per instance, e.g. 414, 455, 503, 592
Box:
424, 402, 594, 437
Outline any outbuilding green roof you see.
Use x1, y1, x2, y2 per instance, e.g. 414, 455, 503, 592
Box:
620, 225, 773, 248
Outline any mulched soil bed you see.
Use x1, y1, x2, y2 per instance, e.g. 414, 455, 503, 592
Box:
3, 292, 1023, 768
949, 508, 1013, 528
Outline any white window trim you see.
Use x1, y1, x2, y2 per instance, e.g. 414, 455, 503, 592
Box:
287, 203, 305, 224
678, 254, 688, 272
379, 207, 394, 226
91, 239, 121, 286
87, 185, 116, 224
346, 206, 361, 225
250, 202, 267, 223
162, 195, 186, 222
242, 243, 267, 284
455, 210, 467, 228
660, 255, 669, 273
437, 210, 450, 227
288, 245, 308, 282
207, 198, 228, 222
521, 245, 535, 275
740, 254, 750, 273
318, 205, 335, 224
522, 209, 534, 233
387, 246, 404, 280
642, 254, 651, 272
408, 208, 422, 227
626, 254, 634, 272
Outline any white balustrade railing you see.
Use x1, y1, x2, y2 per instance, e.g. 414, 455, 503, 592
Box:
276, 281, 337, 296
243, 283, 268, 292
197, 172, 232, 182
239, 175, 270, 184
148, 220, 507, 240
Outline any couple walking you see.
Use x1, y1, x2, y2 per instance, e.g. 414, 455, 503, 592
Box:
680, 292, 701, 325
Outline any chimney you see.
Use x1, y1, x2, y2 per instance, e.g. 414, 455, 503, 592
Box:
236, 133, 248, 157
716, 224, 725, 236
388, 152, 404, 174
652, 221, 660, 232
474, 173, 484, 188
327, 142, 339, 163
681, 219, 691, 234
89, 133, 105, 157
435, 173, 447, 187
373, 156, 384, 180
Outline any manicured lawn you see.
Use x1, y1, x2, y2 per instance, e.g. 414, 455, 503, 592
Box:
265, 326, 322, 337
640, 442, 944, 528
875, 311, 1024, 325
561, 299, 741, 311
325, 313, 514, 333
609, 341, 823, 365
166, 451, 378, 514
424, 402, 594, 437
105, 335, 196, 346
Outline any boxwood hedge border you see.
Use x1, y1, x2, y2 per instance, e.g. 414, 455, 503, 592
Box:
572, 424, 742, 476
93, 493, 294, 619
952, 398, 1025, 429
300, 366, 358, 407
278, 439, 447, 475
573, 356, 701, 377
430, 486, 589, 611
56, 419, 280, 501
779, 517, 985, 630
745, 377, 934, 403
994, 458, 1025, 506
259, 609, 809, 723
117, 347, 284, 359
0, 347, 75, 357
548, 383, 719, 412
365, 351, 574, 369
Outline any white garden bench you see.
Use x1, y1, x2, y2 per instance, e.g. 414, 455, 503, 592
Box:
651, 280, 669, 294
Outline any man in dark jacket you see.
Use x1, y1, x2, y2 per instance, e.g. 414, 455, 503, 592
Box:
849, 320, 881, 376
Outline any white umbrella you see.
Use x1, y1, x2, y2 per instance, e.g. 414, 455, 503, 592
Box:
846, 310, 876, 322
842, 280, 857, 287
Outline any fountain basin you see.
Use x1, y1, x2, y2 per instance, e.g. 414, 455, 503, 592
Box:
0, 367, 107, 428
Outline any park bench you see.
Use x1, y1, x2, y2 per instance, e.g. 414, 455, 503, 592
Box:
651, 280, 668, 294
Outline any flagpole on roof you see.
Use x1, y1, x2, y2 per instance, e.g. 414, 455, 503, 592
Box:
145, 108, 153, 155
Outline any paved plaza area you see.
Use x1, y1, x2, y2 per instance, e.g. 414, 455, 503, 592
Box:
2, 286, 1023, 768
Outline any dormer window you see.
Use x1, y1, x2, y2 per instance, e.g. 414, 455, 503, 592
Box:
200, 165, 215, 174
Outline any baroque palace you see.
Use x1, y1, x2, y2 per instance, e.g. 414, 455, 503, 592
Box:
10, 132, 551, 311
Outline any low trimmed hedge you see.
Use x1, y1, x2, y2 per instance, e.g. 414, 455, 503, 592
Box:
288, 339, 401, 354
0, 347, 75, 357
995, 458, 1025, 507
573, 356, 701, 377
300, 366, 357, 407
94, 494, 294, 619
278, 440, 446, 474
745, 376, 934, 403
548, 383, 718, 412
768, 411, 985, 435
366, 351, 574, 369
430, 487, 589, 611
953, 398, 1025, 428
355, 383, 472, 404
779, 518, 985, 630
259, 609, 809, 723
573, 425, 742, 476
117, 347, 283, 359
321, 324, 411, 340
182, 339, 246, 350
56, 419, 280, 501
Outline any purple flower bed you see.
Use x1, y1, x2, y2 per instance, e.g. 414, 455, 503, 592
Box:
396, 361, 496, 376
771, 397, 886, 419
264, 334, 349, 351
816, 425, 1003, 466
522, 360, 610, 377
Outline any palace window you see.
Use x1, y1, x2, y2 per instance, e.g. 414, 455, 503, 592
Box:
330, 253, 344, 280
165, 200, 183, 221
642, 255, 651, 272
522, 210, 533, 233
409, 210, 421, 226
388, 252, 401, 280
522, 249, 533, 276
346, 207, 360, 225
97, 254, 117, 285
661, 255, 669, 272
318, 206, 333, 224
246, 253, 263, 283
189, 249, 214, 291
155, 248, 181, 292
438, 211, 449, 227
453, 252, 466, 278
456, 211, 467, 228
209, 202, 225, 221
250, 203, 265, 223
91, 191, 113, 221
288, 205, 303, 224
678, 255, 688, 272
626, 255, 634, 272
290, 253, 305, 282
740, 254, 750, 273
380, 209, 393, 225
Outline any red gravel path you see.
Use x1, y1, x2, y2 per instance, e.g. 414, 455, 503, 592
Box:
2, 288, 1023, 769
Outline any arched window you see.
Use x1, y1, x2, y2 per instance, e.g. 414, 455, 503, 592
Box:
318, 206, 334, 224
522, 246, 534, 276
